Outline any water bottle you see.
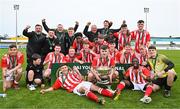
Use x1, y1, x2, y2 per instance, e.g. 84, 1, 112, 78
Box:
0, 94, 7, 98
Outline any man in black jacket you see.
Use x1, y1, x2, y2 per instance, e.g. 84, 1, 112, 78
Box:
23, 24, 46, 65
41, 29, 59, 62
42, 19, 79, 47
83, 22, 98, 42
97, 20, 121, 38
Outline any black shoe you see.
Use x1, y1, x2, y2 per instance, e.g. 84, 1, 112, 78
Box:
164, 90, 171, 97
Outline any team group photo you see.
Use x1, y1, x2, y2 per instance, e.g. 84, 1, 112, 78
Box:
0, 0, 179, 108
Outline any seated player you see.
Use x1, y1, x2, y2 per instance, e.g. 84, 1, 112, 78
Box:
40, 64, 114, 105
114, 58, 153, 104
108, 40, 121, 63
92, 34, 108, 54
43, 44, 65, 82
26, 54, 44, 91
1, 44, 24, 92
76, 40, 98, 63
88, 45, 119, 85
64, 47, 83, 64
133, 45, 148, 66
119, 43, 134, 64
148, 45, 177, 97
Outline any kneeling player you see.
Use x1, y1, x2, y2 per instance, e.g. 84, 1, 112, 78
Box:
26, 54, 44, 91
40, 64, 114, 105
114, 58, 153, 104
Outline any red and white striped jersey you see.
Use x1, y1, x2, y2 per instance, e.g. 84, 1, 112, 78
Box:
131, 30, 150, 53
44, 52, 65, 69
93, 41, 108, 54
92, 55, 115, 68
125, 66, 150, 84
77, 49, 97, 63
133, 52, 148, 65
57, 71, 82, 92
1, 52, 24, 69
109, 49, 122, 63
114, 32, 132, 51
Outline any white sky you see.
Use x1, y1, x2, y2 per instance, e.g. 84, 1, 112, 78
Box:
0, 0, 180, 37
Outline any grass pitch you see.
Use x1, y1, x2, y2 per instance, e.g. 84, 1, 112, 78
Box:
0, 49, 180, 108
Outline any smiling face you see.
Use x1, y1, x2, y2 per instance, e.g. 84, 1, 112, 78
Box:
100, 48, 109, 58
148, 48, 157, 58
35, 25, 42, 33
68, 48, 75, 57
8, 47, 18, 56
137, 22, 144, 31
91, 25, 97, 33
60, 65, 68, 74
57, 24, 64, 32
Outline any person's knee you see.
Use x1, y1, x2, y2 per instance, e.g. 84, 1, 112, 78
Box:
79, 86, 88, 93
44, 70, 51, 78
34, 79, 42, 85
28, 70, 34, 79
152, 84, 160, 92
167, 71, 176, 78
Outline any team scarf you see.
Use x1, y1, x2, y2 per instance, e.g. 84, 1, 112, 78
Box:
97, 56, 111, 67
124, 52, 132, 64
118, 33, 131, 50
8, 55, 17, 69
81, 49, 92, 63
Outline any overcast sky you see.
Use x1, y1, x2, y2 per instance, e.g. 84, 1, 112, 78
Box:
0, 0, 179, 37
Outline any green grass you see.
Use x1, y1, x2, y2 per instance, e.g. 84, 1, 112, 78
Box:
0, 49, 180, 108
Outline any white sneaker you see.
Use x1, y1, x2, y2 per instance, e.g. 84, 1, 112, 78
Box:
28, 85, 36, 91
140, 96, 152, 104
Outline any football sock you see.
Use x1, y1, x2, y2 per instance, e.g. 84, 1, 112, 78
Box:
117, 83, 125, 91
165, 85, 171, 90
28, 81, 33, 85
98, 88, 113, 98
145, 86, 153, 96
85, 91, 98, 102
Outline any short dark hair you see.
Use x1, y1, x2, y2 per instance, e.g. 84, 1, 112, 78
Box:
32, 53, 41, 61
121, 24, 127, 28
137, 20, 144, 24
101, 45, 108, 50
104, 20, 109, 24
48, 29, 55, 32
55, 44, 61, 47
9, 44, 17, 49
108, 40, 115, 44
148, 45, 156, 50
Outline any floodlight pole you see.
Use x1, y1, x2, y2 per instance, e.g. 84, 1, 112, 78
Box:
14, 4, 19, 46
144, 7, 149, 31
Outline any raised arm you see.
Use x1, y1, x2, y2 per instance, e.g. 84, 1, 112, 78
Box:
22, 25, 33, 37
42, 19, 50, 32
74, 21, 79, 32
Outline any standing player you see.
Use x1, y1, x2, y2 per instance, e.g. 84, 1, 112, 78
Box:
1, 44, 24, 92
114, 58, 153, 104
131, 20, 150, 53
40, 64, 114, 105
114, 23, 132, 51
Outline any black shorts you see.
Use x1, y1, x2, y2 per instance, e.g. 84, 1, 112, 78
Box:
152, 75, 177, 87
123, 79, 149, 90
26, 69, 43, 83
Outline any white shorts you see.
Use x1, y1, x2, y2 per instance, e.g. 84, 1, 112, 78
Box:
132, 82, 146, 92
5, 70, 14, 81
73, 81, 92, 96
